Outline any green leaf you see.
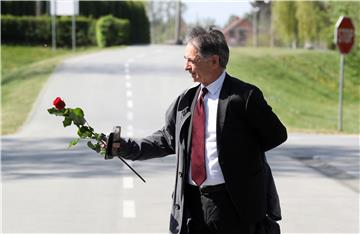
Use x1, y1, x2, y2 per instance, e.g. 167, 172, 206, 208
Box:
100, 148, 106, 156
64, 108, 70, 116
68, 138, 81, 148
77, 126, 93, 138
63, 117, 72, 127
73, 108, 84, 118
94, 143, 101, 153
47, 107, 57, 114
47, 107, 66, 116
69, 108, 86, 125
94, 133, 104, 141
87, 141, 96, 150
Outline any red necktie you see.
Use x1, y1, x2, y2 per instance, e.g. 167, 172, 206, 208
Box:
191, 87, 208, 186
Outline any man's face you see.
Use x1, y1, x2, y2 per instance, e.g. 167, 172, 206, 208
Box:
184, 43, 211, 84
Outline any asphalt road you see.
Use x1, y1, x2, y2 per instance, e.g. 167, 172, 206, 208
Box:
2, 45, 359, 233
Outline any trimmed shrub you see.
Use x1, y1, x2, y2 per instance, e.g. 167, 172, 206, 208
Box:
1, 1, 151, 44
1, 15, 96, 47
96, 15, 130, 47
1, 15, 51, 45
56, 16, 96, 47
80, 1, 150, 44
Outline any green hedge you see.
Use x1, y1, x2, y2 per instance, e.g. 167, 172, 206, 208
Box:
1, 15, 96, 47
1, 14, 133, 47
1, 1, 150, 44
1, 15, 51, 45
96, 15, 130, 47
57, 16, 96, 47
80, 1, 150, 44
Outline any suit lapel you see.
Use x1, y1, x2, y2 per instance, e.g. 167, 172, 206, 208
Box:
217, 74, 231, 151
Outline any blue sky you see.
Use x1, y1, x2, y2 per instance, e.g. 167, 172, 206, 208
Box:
182, 0, 252, 27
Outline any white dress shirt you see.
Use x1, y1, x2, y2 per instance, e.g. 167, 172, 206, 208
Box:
188, 71, 226, 187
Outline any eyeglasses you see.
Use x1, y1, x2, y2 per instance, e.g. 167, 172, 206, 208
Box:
184, 55, 201, 65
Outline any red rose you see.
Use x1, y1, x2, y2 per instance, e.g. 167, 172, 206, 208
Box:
53, 97, 66, 110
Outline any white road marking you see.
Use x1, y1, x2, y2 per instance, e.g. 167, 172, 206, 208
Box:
126, 90, 133, 97
125, 74, 131, 80
123, 177, 134, 189
127, 100, 133, 109
126, 81, 132, 88
123, 200, 136, 218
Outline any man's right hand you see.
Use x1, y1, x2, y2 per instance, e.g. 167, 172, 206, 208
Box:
104, 126, 122, 159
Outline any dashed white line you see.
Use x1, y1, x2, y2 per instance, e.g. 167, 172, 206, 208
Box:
126, 90, 133, 97
123, 200, 136, 218
126, 125, 134, 137
125, 74, 131, 80
127, 100, 133, 109
123, 177, 134, 189
126, 81, 132, 88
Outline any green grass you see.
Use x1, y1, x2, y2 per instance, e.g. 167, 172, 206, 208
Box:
1, 45, 103, 135
227, 47, 360, 134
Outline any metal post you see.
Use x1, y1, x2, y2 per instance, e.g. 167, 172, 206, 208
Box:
35, 0, 41, 16
338, 54, 345, 131
252, 7, 259, 48
175, 0, 181, 44
52, 0, 56, 51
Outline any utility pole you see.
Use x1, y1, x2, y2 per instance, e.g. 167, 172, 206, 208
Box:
51, 0, 57, 51
35, 0, 41, 16
252, 6, 259, 48
175, 0, 182, 44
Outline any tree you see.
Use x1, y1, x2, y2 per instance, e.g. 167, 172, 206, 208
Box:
296, 1, 318, 47
272, 1, 298, 48
146, 1, 186, 44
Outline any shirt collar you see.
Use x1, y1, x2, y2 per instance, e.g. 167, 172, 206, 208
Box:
201, 70, 226, 96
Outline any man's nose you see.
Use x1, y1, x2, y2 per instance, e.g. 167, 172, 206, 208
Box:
184, 62, 191, 71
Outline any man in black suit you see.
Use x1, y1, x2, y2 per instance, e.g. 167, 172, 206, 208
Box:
106, 26, 287, 234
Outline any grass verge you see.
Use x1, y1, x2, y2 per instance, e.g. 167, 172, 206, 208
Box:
1, 45, 103, 135
227, 47, 359, 134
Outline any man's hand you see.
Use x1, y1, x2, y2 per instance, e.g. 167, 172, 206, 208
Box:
104, 127, 122, 159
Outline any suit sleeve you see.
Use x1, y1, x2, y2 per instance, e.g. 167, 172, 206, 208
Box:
245, 87, 287, 152
111, 96, 178, 161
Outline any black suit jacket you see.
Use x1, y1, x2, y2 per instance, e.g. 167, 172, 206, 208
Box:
112, 73, 287, 233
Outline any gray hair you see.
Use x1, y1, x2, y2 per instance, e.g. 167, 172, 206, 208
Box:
186, 26, 229, 68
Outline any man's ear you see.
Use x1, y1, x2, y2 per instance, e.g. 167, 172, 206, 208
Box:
211, 55, 220, 67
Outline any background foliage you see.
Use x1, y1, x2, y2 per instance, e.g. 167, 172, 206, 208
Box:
96, 15, 130, 47
1, 0, 150, 45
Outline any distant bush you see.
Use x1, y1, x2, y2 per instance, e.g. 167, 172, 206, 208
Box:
1, 15, 96, 47
80, 1, 150, 44
1, 1, 150, 44
57, 16, 96, 47
1, 15, 51, 45
96, 15, 130, 47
